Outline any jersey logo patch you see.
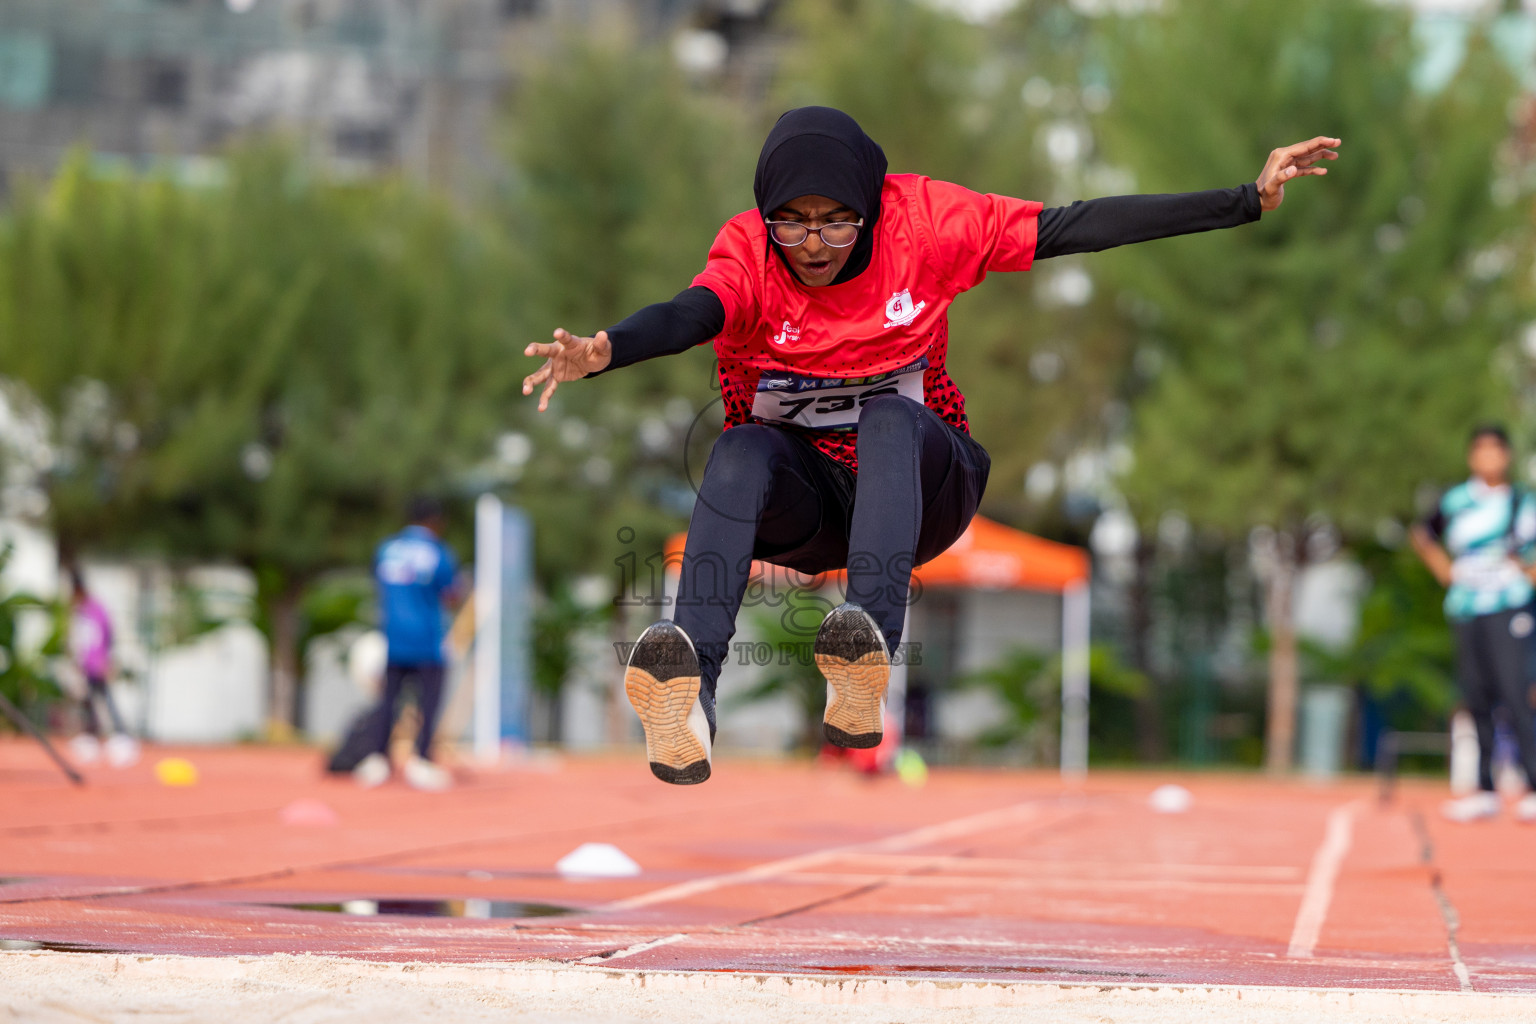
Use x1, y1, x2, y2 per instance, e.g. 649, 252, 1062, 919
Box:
883, 289, 925, 329
772, 321, 801, 346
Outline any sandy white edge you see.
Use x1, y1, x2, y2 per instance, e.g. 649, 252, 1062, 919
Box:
3, 951, 1533, 1015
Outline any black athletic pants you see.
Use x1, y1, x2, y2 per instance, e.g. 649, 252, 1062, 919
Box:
80, 676, 126, 737
1453, 607, 1536, 792
370, 661, 446, 761
674, 395, 990, 715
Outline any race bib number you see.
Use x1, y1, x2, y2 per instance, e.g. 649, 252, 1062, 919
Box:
750, 358, 927, 432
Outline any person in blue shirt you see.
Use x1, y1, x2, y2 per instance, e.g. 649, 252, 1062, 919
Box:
354, 497, 461, 791
1412, 425, 1536, 823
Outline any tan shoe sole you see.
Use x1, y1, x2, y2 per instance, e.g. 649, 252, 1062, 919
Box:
816, 604, 890, 749
624, 621, 711, 785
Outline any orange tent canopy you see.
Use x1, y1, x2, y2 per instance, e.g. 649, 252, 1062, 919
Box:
664, 515, 1089, 594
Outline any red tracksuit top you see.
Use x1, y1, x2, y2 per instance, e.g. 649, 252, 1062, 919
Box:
692, 173, 1042, 471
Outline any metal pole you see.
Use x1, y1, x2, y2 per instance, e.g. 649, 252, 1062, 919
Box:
1060, 579, 1090, 778
0, 691, 84, 785
473, 494, 502, 764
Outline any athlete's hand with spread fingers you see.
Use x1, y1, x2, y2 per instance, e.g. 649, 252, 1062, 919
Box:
1256, 137, 1341, 212
522, 328, 612, 412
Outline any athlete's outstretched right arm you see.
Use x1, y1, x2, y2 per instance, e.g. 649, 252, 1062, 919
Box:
591, 286, 724, 375
522, 286, 726, 412
521, 329, 611, 412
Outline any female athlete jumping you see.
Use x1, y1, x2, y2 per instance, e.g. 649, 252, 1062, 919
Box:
524, 107, 1338, 784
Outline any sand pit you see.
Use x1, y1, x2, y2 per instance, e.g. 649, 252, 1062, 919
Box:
6, 951, 1536, 1024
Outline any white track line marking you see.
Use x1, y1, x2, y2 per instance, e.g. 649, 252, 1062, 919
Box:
577, 933, 690, 964
784, 872, 1303, 895
599, 800, 1046, 912
825, 853, 1302, 881
1429, 867, 1474, 992
1287, 800, 1362, 958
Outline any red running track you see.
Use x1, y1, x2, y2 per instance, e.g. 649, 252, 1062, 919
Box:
0, 739, 1532, 992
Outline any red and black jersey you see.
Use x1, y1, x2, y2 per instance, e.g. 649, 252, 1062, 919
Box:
595, 181, 1260, 470
692, 174, 1042, 471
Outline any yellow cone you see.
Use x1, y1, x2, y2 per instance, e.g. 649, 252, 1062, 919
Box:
154, 757, 199, 787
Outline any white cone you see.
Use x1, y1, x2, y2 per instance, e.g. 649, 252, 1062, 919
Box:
556, 842, 641, 879
1149, 784, 1194, 814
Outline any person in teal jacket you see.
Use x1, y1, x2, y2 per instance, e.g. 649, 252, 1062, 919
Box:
1412, 425, 1536, 823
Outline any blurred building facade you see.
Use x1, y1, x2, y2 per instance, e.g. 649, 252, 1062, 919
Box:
0, 0, 773, 199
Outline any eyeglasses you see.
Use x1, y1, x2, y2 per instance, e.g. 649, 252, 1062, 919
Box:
764, 218, 864, 248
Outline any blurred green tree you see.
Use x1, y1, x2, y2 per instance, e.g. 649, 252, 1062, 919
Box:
0, 147, 519, 732
1094, 0, 1532, 770
0, 544, 62, 725
774, 0, 1168, 754
961, 643, 1147, 763
1296, 544, 1458, 719
499, 38, 752, 593
531, 583, 610, 743
728, 598, 831, 752
774, 0, 1142, 527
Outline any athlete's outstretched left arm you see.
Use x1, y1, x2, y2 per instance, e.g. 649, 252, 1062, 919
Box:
1254, 137, 1340, 211
1035, 136, 1339, 259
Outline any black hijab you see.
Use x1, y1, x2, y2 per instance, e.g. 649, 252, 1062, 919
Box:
753, 107, 888, 286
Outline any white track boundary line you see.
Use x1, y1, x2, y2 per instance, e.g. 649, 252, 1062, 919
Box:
577, 933, 691, 964
600, 800, 1046, 912
1430, 870, 1474, 992
1287, 800, 1362, 958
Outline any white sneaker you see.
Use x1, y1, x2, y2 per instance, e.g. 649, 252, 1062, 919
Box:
1442, 791, 1501, 823
105, 734, 140, 768
816, 603, 891, 749
353, 753, 390, 789
624, 621, 712, 785
1516, 793, 1536, 824
69, 733, 101, 765
403, 755, 451, 792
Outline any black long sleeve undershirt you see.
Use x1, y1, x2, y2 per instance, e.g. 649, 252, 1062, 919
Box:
593, 285, 726, 375
591, 183, 1261, 375
1034, 182, 1260, 258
